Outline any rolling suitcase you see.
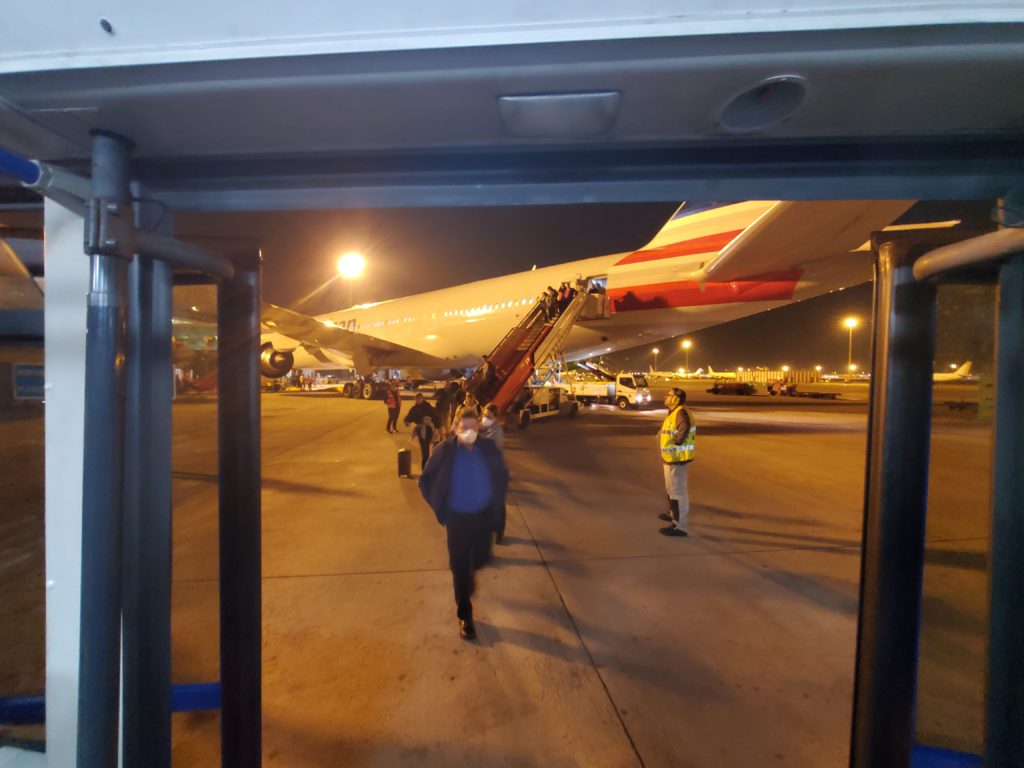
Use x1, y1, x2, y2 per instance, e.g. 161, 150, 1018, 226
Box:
397, 447, 413, 477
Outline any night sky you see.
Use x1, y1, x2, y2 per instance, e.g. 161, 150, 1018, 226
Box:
176, 200, 989, 374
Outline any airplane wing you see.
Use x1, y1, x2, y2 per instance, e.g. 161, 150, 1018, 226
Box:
694, 201, 914, 281
1, 237, 44, 310
262, 303, 447, 374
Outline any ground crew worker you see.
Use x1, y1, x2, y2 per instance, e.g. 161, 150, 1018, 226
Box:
658, 387, 695, 537
384, 381, 402, 433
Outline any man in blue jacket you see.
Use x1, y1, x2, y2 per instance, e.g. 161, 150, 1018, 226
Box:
419, 410, 509, 640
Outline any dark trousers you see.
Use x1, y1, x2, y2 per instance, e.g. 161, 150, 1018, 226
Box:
386, 408, 399, 431
494, 499, 506, 541
417, 434, 432, 469
446, 510, 493, 620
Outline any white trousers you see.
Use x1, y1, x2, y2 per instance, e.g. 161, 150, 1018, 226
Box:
663, 462, 690, 530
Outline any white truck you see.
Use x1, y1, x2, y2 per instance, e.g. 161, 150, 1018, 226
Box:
571, 370, 654, 410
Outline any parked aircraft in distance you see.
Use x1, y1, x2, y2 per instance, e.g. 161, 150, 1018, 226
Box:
933, 361, 974, 383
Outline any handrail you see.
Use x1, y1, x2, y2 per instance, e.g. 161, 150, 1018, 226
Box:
913, 228, 1024, 281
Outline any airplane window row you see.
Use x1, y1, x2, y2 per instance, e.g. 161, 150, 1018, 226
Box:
442, 297, 534, 318
339, 296, 539, 332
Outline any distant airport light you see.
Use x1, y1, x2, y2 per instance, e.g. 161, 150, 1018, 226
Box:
738, 367, 744, 372
680, 338, 693, 372
843, 317, 859, 329
849, 363, 858, 372
190, 305, 199, 312
815, 365, 823, 372
950, 363, 958, 369
782, 365, 790, 372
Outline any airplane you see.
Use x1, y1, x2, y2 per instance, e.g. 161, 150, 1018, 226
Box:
707, 365, 738, 380
257, 200, 915, 379
933, 361, 974, 383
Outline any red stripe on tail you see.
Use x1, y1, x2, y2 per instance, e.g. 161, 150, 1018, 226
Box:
613, 229, 745, 266
609, 270, 803, 311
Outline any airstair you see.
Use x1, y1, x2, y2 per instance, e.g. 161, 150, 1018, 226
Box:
465, 280, 591, 412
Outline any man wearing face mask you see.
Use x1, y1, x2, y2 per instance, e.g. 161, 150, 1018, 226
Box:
658, 387, 696, 537
418, 411, 509, 640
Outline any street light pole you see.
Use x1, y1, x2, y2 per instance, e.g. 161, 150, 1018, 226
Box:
681, 338, 693, 374
652, 347, 659, 371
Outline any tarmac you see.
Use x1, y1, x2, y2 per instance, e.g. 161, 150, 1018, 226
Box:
0, 384, 990, 765
165, 385, 988, 766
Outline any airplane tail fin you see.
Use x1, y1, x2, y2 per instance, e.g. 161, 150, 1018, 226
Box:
629, 202, 746, 259
956, 361, 973, 377
708, 365, 715, 375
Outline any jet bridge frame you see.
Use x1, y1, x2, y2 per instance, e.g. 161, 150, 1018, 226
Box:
12, 134, 265, 768
2, 132, 1022, 768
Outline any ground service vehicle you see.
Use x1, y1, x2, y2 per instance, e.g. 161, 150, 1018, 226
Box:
573, 372, 654, 410
338, 376, 390, 400
514, 385, 580, 429
708, 382, 757, 396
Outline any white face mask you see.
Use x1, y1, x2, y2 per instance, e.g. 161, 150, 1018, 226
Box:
457, 428, 478, 445
481, 416, 495, 428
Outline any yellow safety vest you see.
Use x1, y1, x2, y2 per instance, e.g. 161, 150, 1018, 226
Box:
660, 405, 696, 463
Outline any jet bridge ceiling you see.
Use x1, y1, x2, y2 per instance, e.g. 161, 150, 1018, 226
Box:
1, 3, 1023, 207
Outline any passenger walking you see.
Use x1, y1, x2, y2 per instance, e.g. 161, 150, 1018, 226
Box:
658, 387, 696, 537
481, 403, 507, 544
434, 384, 453, 438
419, 411, 509, 640
543, 287, 556, 321
453, 390, 482, 426
479, 354, 496, 395
404, 392, 439, 470
384, 381, 402, 433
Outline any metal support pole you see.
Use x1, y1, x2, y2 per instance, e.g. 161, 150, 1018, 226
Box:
986, 252, 1024, 767
850, 237, 937, 768
77, 131, 132, 768
121, 190, 173, 768
218, 250, 262, 768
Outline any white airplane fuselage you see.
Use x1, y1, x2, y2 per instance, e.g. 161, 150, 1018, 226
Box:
265, 202, 873, 371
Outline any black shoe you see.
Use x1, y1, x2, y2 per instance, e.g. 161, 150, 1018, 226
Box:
658, 512, 673, 523
459, 619, 476, 640
658, 526, 688, 537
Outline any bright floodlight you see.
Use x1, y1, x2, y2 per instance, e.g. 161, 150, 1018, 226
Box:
337, 251, 366, 279
849, 363, 858, 372
950, 363, 958, 369
782, 365, 790, 372
843, 316, 859, 329
652, 347, 660, 354
681, 339, 693, 350
815, 365, 823, 372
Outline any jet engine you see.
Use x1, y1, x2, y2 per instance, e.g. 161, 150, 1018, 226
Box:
259, 342, 295, 378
